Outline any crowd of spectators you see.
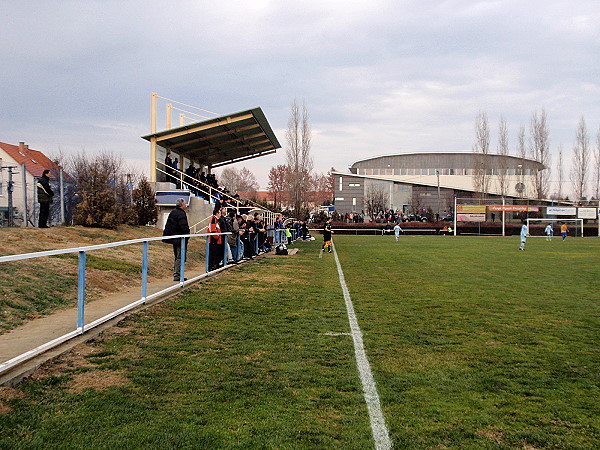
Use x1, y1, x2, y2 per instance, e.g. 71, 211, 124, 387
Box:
207, 207, 279, 270
342, 212, 365, 223
164, 153, 261, 214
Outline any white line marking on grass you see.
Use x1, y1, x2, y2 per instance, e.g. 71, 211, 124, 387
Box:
319, 249, 324, 258
332, 243, 392, 450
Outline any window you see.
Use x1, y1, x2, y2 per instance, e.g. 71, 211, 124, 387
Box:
339, 177, 343, 191
335, 197, 345, 201
449, 169, 455, 175
352, 198, 356, 206
421, 168, 428, 175
364, 169, 373, 175
0, 182, 3, 196
349, 183, 361, 187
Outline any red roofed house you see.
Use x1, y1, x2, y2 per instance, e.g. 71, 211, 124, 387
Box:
0, 141, 62, 226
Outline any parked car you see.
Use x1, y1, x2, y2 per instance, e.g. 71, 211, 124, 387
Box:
440, 213, 454, 222
407, 212, 431, 222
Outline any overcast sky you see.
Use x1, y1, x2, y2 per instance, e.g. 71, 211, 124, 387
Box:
1, 0, 599, 193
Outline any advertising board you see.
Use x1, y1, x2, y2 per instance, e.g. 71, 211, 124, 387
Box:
577, 207, 598, 219
547, 207, 577, 216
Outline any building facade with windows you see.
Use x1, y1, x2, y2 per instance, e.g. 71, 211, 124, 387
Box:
333, 152, 545, 217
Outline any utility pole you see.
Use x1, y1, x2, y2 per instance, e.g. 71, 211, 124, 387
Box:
7, 166, 16, 227
21, 162, 28, 226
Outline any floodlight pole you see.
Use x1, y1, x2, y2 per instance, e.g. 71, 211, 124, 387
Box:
436, 170, 441, 221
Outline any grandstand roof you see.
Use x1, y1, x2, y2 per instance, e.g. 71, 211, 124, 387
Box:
142, 107, 281, 169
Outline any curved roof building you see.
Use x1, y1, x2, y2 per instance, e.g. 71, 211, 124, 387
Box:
333, 152, 546, 216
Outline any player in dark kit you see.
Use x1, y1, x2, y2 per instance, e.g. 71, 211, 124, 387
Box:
322, 218, 334, 253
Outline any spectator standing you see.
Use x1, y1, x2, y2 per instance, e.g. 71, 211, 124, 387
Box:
246, 214, 257, 256
239, 216, 253, 260
301, 221, 308, 239
162, 198, 190, 281
226, 210, 240, 262
37, 169, 54, 228
165, 152, 175, 184
208, 207, 223, 271
173, 158, 180, 188
218, 207, 231, 262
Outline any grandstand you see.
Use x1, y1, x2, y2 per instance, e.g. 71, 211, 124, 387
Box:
142, 93, 281, 230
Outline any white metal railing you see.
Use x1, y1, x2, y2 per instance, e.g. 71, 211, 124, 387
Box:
0, 231, 236, 376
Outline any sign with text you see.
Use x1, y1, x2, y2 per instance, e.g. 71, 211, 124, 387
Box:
547, 206, 577, 216
488, 205, 539, 212
577, 207, 598, 219
456, 213, 486, 222
456, 205, 486, 213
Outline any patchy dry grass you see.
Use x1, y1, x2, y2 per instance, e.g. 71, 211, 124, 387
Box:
0, 225, 206, 334
0, 236, 598, 448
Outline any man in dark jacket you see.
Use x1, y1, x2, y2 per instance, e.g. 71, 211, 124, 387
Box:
162, 198, 190, 281
37, 169, 54, 228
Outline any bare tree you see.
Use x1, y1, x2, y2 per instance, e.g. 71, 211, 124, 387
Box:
516, 125, 527, 198
309, 172, 334, 206
472, 111, 490, 198
556, 144, 565, 200
570, 116, 590, 203
364, 182, 388, 220
529, 109, 551, 200
593, 125, 600, 200
267, 164, 289, 210
218, 166, 259, 193
285, 99, 313, 215
238, 167, 259, 192
496, 116, 509, 197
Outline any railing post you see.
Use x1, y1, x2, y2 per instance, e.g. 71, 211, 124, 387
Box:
236, 234, 241, 262
141, 241, 149, 303
180, 237, 186, 283
77, 251, 86, 333
223, 238, 228, 267
205, 236, 210, 273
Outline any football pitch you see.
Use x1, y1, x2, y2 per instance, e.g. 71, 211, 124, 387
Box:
1, 235, 598, 448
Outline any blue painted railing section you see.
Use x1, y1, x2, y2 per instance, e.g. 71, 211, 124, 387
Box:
0, 232, 230, 335
0, 227, 301, 375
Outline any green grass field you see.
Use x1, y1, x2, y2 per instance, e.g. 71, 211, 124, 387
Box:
1, 235, 598, 448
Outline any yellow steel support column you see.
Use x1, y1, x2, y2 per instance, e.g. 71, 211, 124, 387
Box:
150, 92, 157, 182
166, 104, 172, 129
